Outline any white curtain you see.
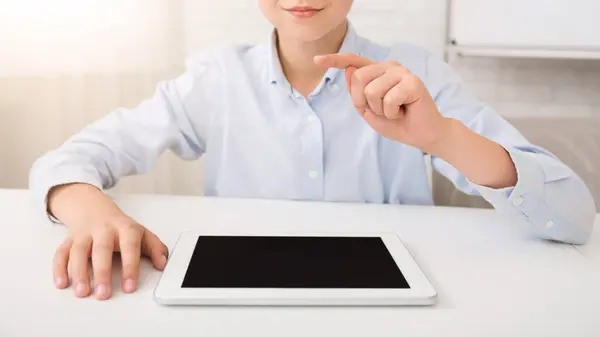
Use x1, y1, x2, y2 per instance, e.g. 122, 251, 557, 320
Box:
0, 0, 196, 194
0, 0, 446, 195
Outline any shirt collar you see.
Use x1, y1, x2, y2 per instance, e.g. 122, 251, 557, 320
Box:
267, 21, 362, 87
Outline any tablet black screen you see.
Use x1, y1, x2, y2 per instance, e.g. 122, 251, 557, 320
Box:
181, 236, 409, 289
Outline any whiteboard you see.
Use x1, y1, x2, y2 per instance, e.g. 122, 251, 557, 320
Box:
449, 0, 600, 51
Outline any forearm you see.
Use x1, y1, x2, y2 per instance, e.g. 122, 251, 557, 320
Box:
428, 118, 518, 189
29, 78, 205, 221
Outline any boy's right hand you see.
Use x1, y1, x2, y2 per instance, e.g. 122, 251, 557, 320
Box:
48, 183, 169, 301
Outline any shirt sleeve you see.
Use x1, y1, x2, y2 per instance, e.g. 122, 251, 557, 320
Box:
424, 53, 597, 245
28, 52, 219, 222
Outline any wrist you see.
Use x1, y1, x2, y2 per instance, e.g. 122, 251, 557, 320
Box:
422, 118, 518, 189
420, 117, 464, 158
48, 183, 122, 226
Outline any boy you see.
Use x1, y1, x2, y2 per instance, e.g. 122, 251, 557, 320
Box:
30, 0, 596, 301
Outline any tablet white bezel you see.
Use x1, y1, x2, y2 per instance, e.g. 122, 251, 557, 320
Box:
154, 232, 437, 306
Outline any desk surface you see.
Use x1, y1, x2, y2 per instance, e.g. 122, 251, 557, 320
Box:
576, 222, 600, 263
1, 189, 599, 337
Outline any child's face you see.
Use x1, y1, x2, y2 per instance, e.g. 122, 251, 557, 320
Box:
259, 1, 353, 41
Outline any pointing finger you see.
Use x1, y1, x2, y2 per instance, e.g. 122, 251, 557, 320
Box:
314, 53, 376, 69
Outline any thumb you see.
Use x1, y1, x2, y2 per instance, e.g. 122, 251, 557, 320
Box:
142, 229, 169, 270
314, 53, 375, 69
345, 66, 357, 92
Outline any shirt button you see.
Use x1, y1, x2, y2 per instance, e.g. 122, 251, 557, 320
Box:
308, 170, 319, 179
331, 83, 340, 91
545, 220, 555, 229
512, 197, 524, 206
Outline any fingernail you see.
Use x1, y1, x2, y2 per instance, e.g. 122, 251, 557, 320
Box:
75, 282, 87, 296
55, 277, 64, 287
124, 279, 136, 293
95, 284, 106, 298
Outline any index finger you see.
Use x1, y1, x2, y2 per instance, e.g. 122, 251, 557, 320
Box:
314, 53, 376, 69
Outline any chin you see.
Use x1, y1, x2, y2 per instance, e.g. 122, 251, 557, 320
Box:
281, 28, 329, 42
277, 20, 345, 42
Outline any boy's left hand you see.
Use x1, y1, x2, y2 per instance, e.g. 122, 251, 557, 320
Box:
315, 54, 451, 154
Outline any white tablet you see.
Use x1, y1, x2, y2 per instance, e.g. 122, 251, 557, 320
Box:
154, 232, 437, 306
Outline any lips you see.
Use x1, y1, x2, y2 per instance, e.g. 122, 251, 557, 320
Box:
285, 6, 323, 19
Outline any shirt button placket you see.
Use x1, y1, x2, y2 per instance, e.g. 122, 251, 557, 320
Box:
304, 110, 324, 200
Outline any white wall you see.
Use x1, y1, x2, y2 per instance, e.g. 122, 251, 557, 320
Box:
1, 0, 599, 194
0, 0, 186, 193
454, 57, 600, 119
0, 0, 183, 76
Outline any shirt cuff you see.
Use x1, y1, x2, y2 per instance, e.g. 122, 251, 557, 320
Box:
467, 148, 546, 220
466, 147, 593, 243
30, 167, 104, 224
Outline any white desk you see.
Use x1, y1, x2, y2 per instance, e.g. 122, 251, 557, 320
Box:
1, 188, 599, 337
575, 222, 600, 264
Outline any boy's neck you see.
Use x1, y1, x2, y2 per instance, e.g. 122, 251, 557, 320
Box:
276, 20, 348, 98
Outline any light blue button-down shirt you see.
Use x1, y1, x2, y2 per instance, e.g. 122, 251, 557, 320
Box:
30, 24, 596, 244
